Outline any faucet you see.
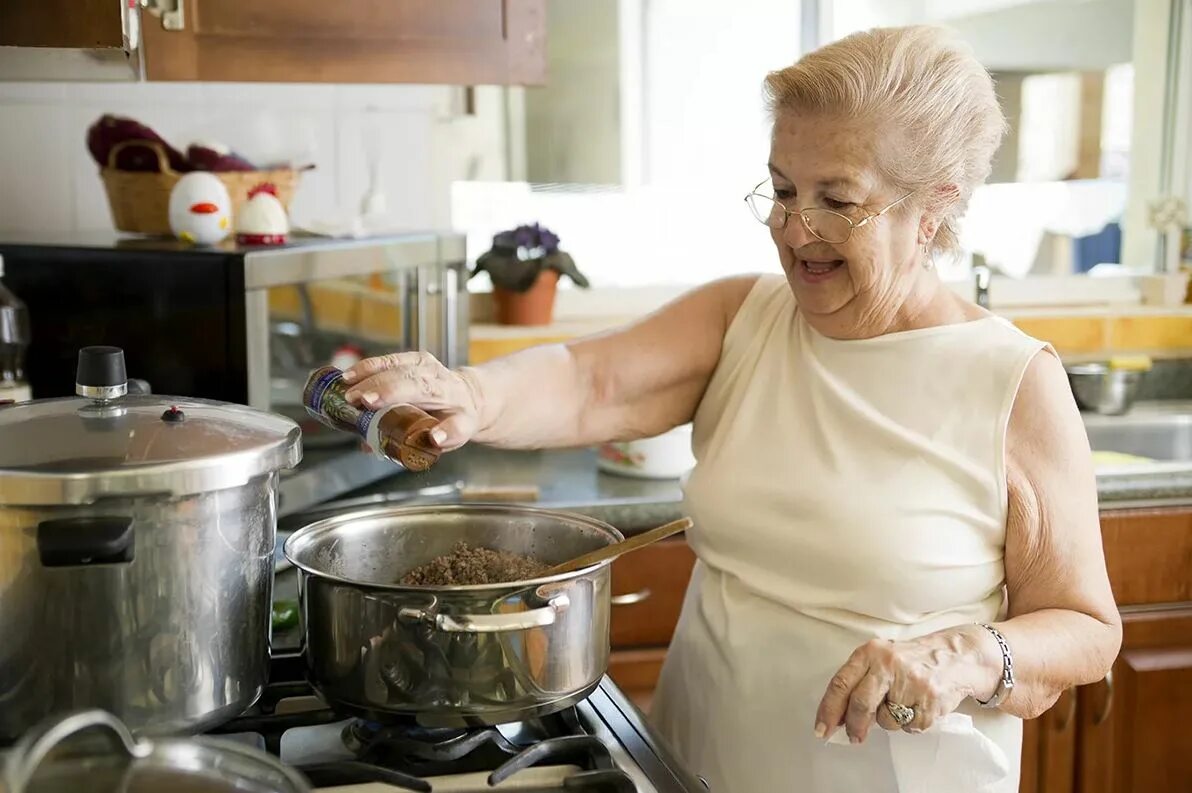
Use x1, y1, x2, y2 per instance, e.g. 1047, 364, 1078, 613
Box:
972, 253, 992, 309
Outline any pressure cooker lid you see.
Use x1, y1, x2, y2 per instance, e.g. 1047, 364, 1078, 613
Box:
0, 347, 302, 506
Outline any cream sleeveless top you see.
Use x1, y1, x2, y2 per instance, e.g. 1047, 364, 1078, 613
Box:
650, 275, 1046, 793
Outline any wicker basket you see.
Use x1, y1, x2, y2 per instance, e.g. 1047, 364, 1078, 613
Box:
99, 140, 301, 236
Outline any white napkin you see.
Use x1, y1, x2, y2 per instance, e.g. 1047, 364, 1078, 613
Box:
827, 713, 1010, 792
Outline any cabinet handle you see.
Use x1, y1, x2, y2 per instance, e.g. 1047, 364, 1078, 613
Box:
1093, 670, 1114, 726
611, 588, 652, 606
141, 0, 185, 31
1052, 688, 1076, 731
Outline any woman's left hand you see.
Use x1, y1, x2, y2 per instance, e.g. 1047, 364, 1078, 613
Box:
814, 627, 1000, 743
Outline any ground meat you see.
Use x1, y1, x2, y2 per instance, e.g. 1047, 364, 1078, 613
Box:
399, 542, 546, 586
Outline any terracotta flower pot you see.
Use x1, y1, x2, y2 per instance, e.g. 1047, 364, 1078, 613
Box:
493, 269, 559, 326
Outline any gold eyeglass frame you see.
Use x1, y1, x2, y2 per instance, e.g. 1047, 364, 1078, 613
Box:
744, 179, 915, 244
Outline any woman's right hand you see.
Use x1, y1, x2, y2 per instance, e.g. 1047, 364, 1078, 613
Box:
342, 352, 484, 451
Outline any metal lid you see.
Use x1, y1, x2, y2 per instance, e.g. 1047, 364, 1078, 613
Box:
0, 348, 301, 506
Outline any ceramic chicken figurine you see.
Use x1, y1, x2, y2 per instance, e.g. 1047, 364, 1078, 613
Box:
236, 184, 290, 246
168, 172, 232, 245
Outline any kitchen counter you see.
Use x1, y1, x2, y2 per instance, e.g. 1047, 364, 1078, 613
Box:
270, 439, 1192, 647
344, 444, 688, 530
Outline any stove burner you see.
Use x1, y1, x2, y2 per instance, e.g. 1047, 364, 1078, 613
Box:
488, 734, 615, 784
210, 653, 654, 791
299, 761, 431, 792
297, 732, 627, 792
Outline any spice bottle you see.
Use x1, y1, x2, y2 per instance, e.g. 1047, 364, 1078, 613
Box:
303, 365, 441, 472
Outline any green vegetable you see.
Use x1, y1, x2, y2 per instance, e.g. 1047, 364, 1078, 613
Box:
272, 600, 299, 630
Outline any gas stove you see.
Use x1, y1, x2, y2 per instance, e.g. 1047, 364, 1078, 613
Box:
205, 653, 706, 793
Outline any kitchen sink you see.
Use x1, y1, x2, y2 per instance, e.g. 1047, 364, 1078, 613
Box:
1081, 403, 1192, 503
1084, 410, 1192, 462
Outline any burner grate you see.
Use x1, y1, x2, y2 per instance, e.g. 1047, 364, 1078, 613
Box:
208, 653, 643, 791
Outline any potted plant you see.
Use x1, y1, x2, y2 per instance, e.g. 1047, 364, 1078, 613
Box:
471, 223, 589, 326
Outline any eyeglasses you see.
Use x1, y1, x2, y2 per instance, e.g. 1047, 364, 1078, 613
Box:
744, 180, 915, 245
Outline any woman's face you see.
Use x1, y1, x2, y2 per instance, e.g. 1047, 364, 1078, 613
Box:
767, 112, 934, 338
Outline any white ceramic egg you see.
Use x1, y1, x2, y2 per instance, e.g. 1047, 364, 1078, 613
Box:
235, 184, 290, 245
168, 172, 233, 246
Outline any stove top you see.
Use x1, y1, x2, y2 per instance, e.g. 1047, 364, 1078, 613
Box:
203, 653, 706, 793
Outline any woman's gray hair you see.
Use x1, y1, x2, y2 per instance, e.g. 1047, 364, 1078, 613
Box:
763, 25, 1006, 254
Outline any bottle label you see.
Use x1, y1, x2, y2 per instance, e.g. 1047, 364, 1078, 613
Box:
303, 367, 362, 432
364, 407, 394, 463
356, 408, 377, 438
303, 368, 341, 415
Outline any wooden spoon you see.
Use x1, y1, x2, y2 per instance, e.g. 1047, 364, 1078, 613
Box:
544, 517, 694, 576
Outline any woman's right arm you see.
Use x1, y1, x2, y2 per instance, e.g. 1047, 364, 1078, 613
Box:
342, 275, 759, 451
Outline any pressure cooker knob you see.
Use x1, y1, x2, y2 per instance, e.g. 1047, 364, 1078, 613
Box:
76, 346, 129, 401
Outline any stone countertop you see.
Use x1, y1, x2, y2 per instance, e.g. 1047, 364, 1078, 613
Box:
341, 444, 688, 531
269, 441, 1192, 647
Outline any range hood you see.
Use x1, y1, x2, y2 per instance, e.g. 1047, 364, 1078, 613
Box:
0, 0, 178, 81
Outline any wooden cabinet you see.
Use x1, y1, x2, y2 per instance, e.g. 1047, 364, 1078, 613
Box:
1019, 507, 1192, 793
1076, 606, 1192, 793
141, 0, 545, 84
606, 537, 697, 711
0, 0, 123, 49
1020, 688, 1079, 793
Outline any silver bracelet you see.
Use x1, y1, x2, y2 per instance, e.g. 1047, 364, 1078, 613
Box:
975, 623, 1015, 708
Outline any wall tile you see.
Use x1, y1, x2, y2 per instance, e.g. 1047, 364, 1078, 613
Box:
335, 84, 442, 112
0, 105, 73, 232
0, 83, 67, 104
336, 110, 435, 231
203, 83, 338, 110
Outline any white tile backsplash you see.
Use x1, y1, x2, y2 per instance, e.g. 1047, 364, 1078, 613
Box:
0, 105, 74, 231
336, 109, 435, 231
0, 81, 505, 235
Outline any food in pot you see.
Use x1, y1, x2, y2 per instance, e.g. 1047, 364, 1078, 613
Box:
399, 541, 546, 586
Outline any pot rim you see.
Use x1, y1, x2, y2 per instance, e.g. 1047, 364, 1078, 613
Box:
283, 502, 624, 592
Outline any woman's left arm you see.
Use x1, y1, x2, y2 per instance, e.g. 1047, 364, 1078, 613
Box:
815, 350, 1121, 743
984, 348, 1122, 716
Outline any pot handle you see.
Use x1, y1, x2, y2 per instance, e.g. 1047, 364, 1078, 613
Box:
37, 516, 134, 567
400, 592, 571, 634
3, 710, 150, 793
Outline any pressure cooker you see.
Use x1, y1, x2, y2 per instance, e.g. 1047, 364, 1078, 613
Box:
0, 347, 302, 739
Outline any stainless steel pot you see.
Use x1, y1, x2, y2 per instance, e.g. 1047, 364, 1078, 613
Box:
0, 710, 309, 793
283, 504, 623, 727
0, 347, 302, 739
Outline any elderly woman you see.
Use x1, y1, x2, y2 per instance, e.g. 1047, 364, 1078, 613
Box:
342, 25, 1121, 792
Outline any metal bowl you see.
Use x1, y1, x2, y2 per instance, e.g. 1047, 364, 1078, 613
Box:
1066, 363, 1144, 415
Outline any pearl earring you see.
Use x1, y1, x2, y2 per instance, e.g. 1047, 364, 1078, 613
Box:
921, 242, 935, 271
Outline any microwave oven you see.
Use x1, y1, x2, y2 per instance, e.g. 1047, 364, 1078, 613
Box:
0, 230, 469, 514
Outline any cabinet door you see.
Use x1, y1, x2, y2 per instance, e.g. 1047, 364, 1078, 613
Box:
142, 0, 545, 84
1020, 688, 1078, 793
608, 647, 668, 714
0, 0, 123, 48
609, 538, 696, 649
1077, 606, 1192, 793
1099, 509, 1192, 606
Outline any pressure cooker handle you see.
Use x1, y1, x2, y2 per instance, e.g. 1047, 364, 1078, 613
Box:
37, 516, 134, 567
400, 593, 571, 633
3, 710, 150, 793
